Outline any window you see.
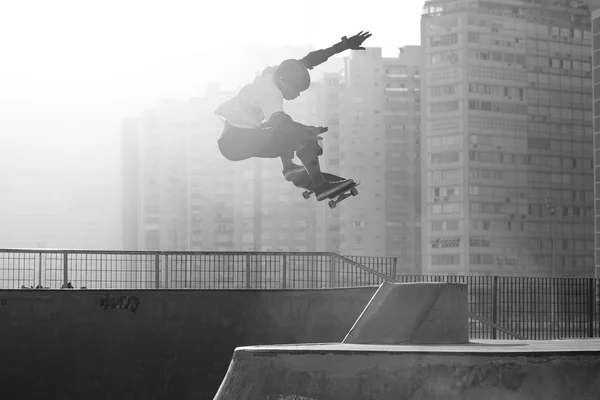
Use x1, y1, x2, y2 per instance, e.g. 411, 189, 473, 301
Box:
470, 254, 494, 265
431, 254, 460, 265
430, 84, 457, 97
431, 151, 460, 164
431, 101, 459, 114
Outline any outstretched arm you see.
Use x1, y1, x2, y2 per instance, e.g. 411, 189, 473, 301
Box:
300, 31, 372, 70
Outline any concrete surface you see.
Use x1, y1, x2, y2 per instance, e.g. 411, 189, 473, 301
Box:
234, 339, 600, 353
343, 282, 469, 345
0, 287, 376, 400
214, 340, 600, 400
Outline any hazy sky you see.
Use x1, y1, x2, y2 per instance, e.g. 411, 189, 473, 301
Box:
0, 0, 423, 247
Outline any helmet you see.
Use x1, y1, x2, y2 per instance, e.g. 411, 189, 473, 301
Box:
276, 59, 311, 92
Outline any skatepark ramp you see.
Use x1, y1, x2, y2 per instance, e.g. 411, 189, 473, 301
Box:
214, 340, 600, 399
342, 282, 469, 345
335, 254, 527, 340
214, 282, 600, 399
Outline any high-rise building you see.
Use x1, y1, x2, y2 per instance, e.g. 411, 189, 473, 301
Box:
591, 3, 600, 278
421, 0, 595, 277
311, 72, 345, 253
332, 47, 422, 273
121, 83, 321, 252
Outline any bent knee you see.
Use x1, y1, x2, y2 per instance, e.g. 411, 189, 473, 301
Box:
218, 138, 250, 161
264, 112, 294, 130
297, 142, 322, 161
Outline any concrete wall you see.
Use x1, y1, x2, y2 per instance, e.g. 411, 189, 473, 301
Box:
0, 287, 376, 399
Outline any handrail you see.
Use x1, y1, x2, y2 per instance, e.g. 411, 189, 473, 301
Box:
331, 253, 396, 282
0, 248, 336, 256
468, 313, 528, 340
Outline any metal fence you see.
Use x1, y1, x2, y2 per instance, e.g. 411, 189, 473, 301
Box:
0, 249, 397, 290
395, 275, 600, 340
1, 249, 598, 340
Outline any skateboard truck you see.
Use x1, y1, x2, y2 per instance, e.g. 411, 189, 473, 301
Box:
302, 182, 360, 209
327, 185, 359, 209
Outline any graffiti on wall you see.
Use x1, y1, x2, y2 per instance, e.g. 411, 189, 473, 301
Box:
100, 294, 140, 314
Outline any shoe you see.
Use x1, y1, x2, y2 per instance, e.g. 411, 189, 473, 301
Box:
292, 174, 313, 191
282, 164, 307, 181
314, 179, 355, 201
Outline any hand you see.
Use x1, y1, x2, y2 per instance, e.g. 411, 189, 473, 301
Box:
344, 31, 372, 50
313, 126, 328, 135
303, 126, 328, 141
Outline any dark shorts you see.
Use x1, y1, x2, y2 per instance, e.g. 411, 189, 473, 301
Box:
217, 122, 322, 162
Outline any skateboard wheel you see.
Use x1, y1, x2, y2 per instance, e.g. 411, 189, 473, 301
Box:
328, 200, 337, 209
350, 188, 358, 196
302, 191, 311, 199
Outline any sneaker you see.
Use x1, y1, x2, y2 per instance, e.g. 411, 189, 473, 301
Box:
315, 179, 355, 201
282, 165, 307, 181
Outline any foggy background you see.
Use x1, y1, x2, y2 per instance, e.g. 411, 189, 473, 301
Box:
0, 0, 421, 249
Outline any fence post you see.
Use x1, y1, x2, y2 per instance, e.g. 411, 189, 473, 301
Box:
63, 252, 69, 288
281, 254, 287, 289
245, 254, 251, 289
492, 276, 499, 340
155, 253, 160, 289
392, 257, 398, 280
38, 252, 43, 288
329, 254, 336, 288
589, 278, 595, 338
164, 254, 170, 289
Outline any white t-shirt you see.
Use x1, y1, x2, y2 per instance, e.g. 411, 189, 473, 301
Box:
215, 66, 284, 129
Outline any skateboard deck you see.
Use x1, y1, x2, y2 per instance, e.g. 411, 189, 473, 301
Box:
302, 181, 360, 209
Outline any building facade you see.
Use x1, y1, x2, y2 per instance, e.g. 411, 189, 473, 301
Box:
121, 84, 321, 252
335, 47, 422, 273
592, 5, 600, 279
421, 0, 595, 277
312, 72, 345, 253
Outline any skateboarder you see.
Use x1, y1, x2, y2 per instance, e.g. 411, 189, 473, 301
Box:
215, 31, 372, 201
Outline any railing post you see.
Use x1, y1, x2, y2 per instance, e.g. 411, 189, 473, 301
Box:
155, 253, 160, 289
492, 276, 499, 340
392, 257, 398, 280
63, 252, 69, 288
329, 254, 336, 288
164, 254, 170, 289
281, 254, 287, 289
38, 252, 43, 288
245, 254, 251, 289
589, 278, 595, 338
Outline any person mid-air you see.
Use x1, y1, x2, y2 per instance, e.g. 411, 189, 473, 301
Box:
215, 31, 372, 201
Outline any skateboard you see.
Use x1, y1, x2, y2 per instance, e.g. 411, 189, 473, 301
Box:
302, 181, 360, 209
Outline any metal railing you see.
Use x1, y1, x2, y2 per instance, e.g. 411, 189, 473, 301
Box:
394, 275, 600, 341
0, 249, 398, 290
1, 249, 598, 340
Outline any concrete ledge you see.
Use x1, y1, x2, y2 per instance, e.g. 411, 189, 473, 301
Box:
342, 282, 469, 345
214, 340, 600, 400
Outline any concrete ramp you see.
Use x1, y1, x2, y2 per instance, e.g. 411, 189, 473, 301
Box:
213, 340, 600, 400
343, 282, 469, 345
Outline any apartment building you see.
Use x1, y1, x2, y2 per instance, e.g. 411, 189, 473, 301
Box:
334, 46, 422, 273
122, 83, 320, 252
591, 4, 600, 278
421, 0, 595, 277
310, 72, 345, 252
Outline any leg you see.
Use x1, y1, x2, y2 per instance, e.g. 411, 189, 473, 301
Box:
218, 114, 309, 162
280, 156, 307, 181
296, 142, 355, 201
217, 123, 273, 161
254, 112, 355, 200
296, 142, 326, 187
